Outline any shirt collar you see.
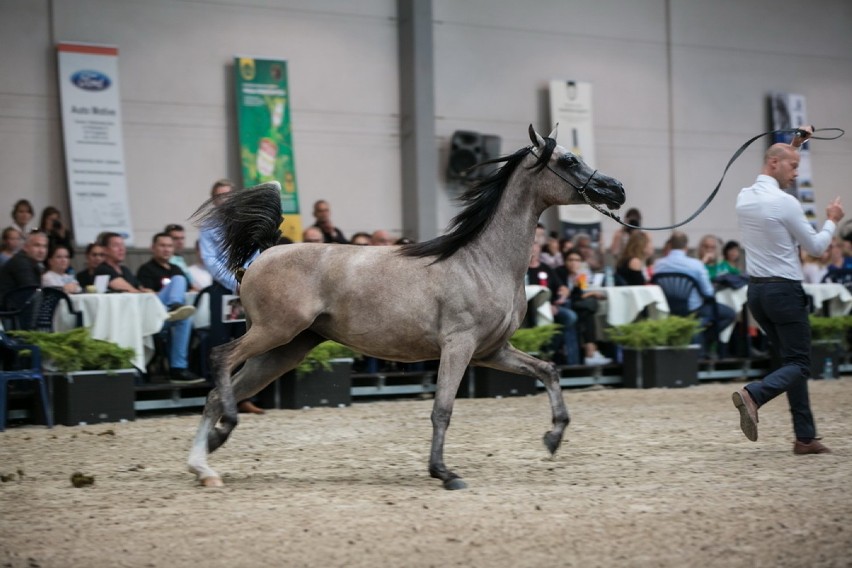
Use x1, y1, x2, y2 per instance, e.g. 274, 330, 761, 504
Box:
755, 174, 781, 189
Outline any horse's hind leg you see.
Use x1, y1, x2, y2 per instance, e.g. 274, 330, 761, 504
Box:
187, 331, 325, 487
474, 344, 569, 455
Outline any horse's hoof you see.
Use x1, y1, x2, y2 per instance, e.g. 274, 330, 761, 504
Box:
443, 478, 467, 491
543, 432, 564, 455
200, 476, 224, 488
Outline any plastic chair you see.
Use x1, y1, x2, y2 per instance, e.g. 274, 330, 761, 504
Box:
651, 271, 720, 345
36, 287, 84, 331
0, 286, 43, 331
0, 330, 53, 431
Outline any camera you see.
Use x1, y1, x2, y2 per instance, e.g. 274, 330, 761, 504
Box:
52, 219, 62, 230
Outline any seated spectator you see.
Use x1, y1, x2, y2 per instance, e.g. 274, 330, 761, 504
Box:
350, 232, 371, 246
824, 236, 852, 284
10, 199, 34, 235
801, 247, 830, 284
302, 226, 324, 243
616, 230, 653, 285
698, 234, 736, 280
76, 243, 106, 289
39, 206, 74, 260
312, 199, 348, 243
572, 233, 603, 272
370, 229, 394, 246
42, 244, 81, 294
557, 250, 610, 365
607, 207, 642, 257
135, 232, 202, 384
0, 230, 47, 301
721, 240, 744, 274
527, 241, 579, 365
654, 231, 736, 356
165, 223, 195, 289
187, 240, 213, 290
0, 226, 24, 266
540, 231, 563, 269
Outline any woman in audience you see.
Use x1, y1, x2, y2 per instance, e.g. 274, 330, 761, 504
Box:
76, 243, 106, 289
42, 244, 81, 294
608, 207, 642, 257
539, 231, 563, 269
801, 247, 830, 284
616, 230, 653, 285
557, 250, 611, 365
0, 226, 24, 266
10, 199, 34, 234
721, 240, 743, 274
39, 206, 74, 258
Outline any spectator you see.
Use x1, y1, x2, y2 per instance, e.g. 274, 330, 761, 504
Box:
39, 206, 74, 259
76, 243, 106, 290
800, 247, 830, 284
653, 231, 736, 356
312, 199, 348, 243
527, 241, 579, 365
698, 234, 731, 280
350, 232, 371, 246
572, 233, 603, 272
302, 226, 324, 243
607, 207, 642, 257
187, 240, 213, 290
10, 199, 34, 235
42, 244, 81, 294
721, 240, 744, 274
370, 230, 394, 246
615, 230, 653, 285
0, 227, 24, 266
824, 236, 852, 284
0, 230, 47, 301
556, 249, 610, 365
540, 231, 563, 269
135, 232, 202, 384
165, 223, 195, 290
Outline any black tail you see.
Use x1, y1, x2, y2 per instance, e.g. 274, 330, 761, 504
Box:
191, 182, 282, 274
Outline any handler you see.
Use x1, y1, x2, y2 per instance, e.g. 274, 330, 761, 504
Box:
732, 125, 844, 454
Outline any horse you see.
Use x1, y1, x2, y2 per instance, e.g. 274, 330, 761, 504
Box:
187, 124, 625, 490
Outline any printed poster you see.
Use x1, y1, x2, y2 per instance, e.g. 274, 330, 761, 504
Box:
234, 57, 301, 241
770, 92, 814, 226
57, 42, 134, 245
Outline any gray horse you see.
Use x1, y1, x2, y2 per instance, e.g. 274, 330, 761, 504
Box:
188, 125, 625, 489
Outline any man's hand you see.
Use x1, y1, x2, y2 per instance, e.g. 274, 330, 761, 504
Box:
791, 124, 814, 148
826, 197, 845, 224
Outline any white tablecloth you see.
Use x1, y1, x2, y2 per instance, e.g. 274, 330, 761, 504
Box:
803, 283, 852, 316
597, 285, 670, 326
715, 286, 749, 342
56, 293, 168, 370
524, 285, 553, 326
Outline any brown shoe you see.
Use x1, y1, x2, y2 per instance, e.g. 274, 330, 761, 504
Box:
238, 400, 265, 415
793, 439, 832, 455
732, 387, 759, 442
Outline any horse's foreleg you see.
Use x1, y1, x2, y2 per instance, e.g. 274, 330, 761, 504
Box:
473, 344, 569, 455
429, 341, 476, 490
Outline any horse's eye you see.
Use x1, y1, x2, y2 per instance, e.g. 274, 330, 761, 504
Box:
560, 155, 578, 168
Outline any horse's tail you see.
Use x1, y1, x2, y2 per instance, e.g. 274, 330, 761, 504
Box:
192, 182, 282, 274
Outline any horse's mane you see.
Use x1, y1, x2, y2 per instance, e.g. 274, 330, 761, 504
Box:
400, 137, 556, 262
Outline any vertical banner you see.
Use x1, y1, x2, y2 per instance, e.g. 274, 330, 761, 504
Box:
549, 80, 601, 242
770, 92, 814, 224
234, 57, 301, 241
57, 42, 134, 245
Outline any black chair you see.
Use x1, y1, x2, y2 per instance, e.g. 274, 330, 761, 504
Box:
0, 286, 43, 331
35, 287, 84, 331
0, 330, 53, 431
651, 272, 721, 348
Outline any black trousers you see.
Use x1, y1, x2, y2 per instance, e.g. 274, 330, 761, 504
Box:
744, 281, 816, 440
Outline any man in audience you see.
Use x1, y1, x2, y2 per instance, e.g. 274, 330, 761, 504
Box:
653, 231, 736, 356
134, 232, 201, 384
164, 223, 196, 290
527, 241, 579, 365
0, 230, 47, 301
312, 199, 348, 243
302, 226, 324, 243
370, 229, 394, 246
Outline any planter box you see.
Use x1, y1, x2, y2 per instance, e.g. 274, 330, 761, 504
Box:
279, 359, 352, 409
622, 346, 700, 389
810, 340, 843, 379
50, 369, 137, 426
460, 367, 540, 398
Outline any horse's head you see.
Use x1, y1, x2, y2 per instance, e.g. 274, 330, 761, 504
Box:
528, 124, 625, 211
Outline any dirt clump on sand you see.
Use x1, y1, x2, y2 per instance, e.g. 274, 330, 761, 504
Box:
2, 380, 851, 567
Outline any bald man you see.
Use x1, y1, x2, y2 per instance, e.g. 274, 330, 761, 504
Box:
732, 126, 845, 454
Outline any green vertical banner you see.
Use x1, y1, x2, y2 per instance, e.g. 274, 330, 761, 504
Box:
234, 57, 302, 240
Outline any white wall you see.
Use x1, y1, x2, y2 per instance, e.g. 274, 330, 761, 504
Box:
1, 0, 851, 252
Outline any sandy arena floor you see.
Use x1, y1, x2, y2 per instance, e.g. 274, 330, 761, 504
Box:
2, 378, 851, 568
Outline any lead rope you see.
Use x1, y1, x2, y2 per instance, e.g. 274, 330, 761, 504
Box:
568, 127, 845, 231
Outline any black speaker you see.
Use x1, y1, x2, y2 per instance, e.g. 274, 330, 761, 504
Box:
447, 130, 483, 180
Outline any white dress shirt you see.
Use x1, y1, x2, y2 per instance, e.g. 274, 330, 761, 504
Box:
736, 175, 835, 280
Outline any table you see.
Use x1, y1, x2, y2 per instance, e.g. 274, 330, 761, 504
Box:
525, 285, 553, 326
55, 293, 168, 370
595, 285, 670, 326
714, 286, 749, 342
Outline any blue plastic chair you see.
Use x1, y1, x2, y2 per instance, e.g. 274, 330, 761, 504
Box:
0, 331, 53, 431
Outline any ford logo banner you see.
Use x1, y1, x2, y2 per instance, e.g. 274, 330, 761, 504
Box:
71, 70, 111, 91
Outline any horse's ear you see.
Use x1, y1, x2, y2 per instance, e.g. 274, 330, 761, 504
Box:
528, 124, 545, 148
547, 123, 558, 140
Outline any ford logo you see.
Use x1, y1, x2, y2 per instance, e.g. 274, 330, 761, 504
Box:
71, 70, 111, 91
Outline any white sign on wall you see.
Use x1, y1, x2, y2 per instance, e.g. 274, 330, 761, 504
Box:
57, 42, 134, 245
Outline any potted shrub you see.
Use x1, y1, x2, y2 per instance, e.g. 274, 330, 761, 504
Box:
10, 328, 137, 425
606, 316, 703, 388
463, 324, 561, 398
809, 314, 852, 379
277, 340, 358, 409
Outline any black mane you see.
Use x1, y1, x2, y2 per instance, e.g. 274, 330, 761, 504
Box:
400, 138, 556, 263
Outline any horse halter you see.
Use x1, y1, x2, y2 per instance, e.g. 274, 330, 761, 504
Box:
536, 127, 845, 232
